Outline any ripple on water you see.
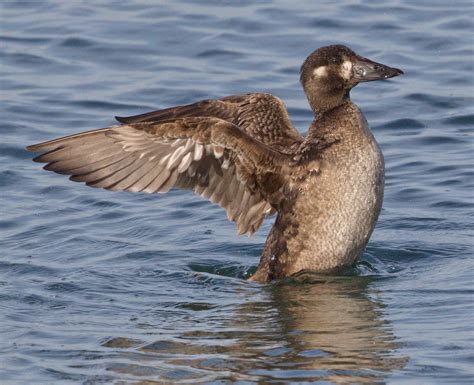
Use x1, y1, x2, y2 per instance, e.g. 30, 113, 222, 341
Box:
188, 260, 256, 280
412, 134, 465, 146
443, 113, 474, 127
0, 170, 25, 188
405, 92, 463, 109
197, 48, 244, 59
58, 36, 96, 48
2, 52, 55, 68
378, 118, 426, 130
0, 145, 34, 160
0, 261, 57, 278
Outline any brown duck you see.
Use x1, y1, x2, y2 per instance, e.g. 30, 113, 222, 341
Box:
27, 45, 403, 283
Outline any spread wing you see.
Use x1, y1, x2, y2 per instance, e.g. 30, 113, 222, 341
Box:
27, 117, 291, 236
116, 93, 303, 153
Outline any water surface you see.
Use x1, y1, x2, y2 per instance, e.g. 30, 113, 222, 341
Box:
1, 0, 473, 384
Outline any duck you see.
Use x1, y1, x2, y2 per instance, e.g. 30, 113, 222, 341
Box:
27, 44, 403, 283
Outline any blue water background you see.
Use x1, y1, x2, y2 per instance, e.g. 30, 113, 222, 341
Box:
1, 0, 473, 384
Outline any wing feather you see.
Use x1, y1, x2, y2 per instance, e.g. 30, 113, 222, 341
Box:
143, 168, 171, 193
28, 117, 289, 236
115, 93, 303, 152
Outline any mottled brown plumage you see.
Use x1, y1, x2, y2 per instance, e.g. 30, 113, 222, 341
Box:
27, 45, 403, 282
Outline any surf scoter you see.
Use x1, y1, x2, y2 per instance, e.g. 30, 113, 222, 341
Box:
27, 45, 403, 282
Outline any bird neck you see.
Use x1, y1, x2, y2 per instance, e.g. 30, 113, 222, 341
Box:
304, 82, 350, 115
305, 99, 354, 144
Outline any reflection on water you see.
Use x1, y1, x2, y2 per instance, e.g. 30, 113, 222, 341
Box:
265, 277, 407, 383
104, 277, 407, 383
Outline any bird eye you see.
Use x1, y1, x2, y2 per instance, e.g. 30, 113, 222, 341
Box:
331, 57, 337, 64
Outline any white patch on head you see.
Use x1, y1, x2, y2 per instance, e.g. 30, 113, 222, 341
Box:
341, 60, 353, 79
313, 66, 328, 77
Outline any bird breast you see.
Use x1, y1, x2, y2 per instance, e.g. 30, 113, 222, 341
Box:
286, 115, 385, 273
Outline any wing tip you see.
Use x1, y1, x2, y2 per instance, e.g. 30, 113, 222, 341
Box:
26, 138, 62, 153
115, 116, 129, 124
26, 143, 42, 152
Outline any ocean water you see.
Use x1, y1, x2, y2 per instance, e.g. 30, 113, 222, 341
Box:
1, 0, 473, 384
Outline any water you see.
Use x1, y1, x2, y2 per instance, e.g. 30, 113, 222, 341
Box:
1, 0, 473, 383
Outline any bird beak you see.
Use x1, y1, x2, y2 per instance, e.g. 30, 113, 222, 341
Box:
352, 55, 403, 82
